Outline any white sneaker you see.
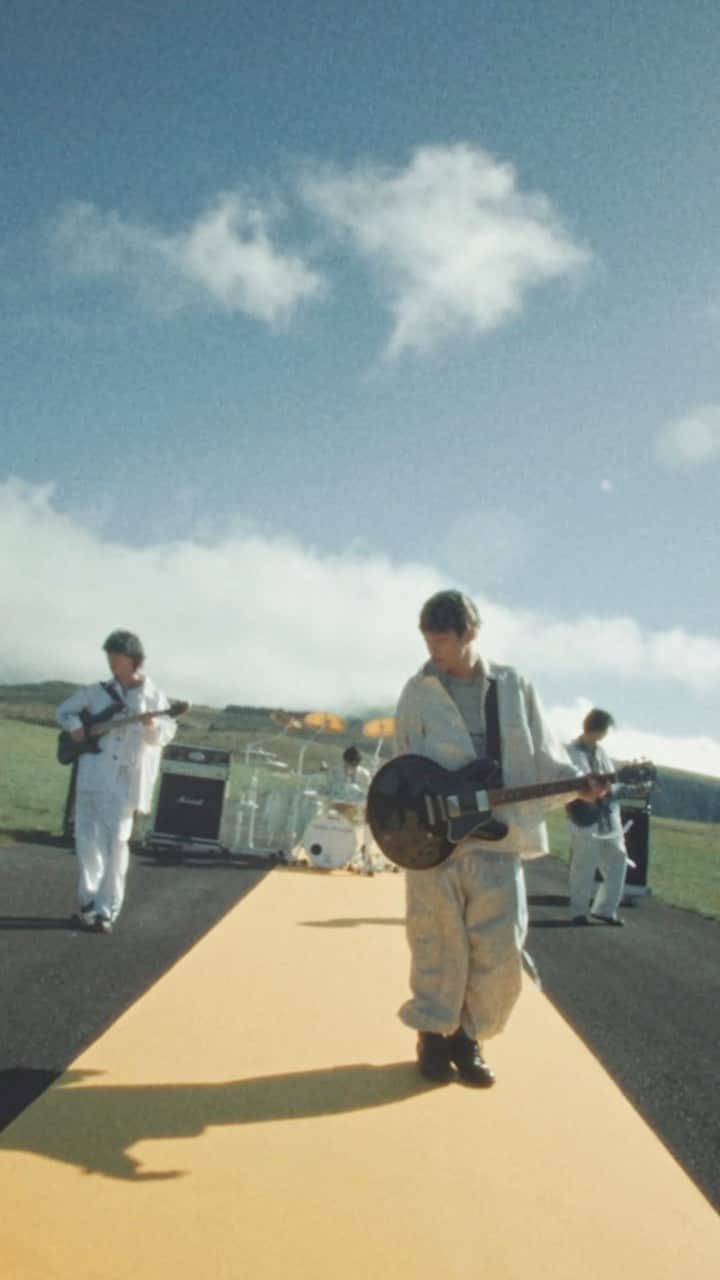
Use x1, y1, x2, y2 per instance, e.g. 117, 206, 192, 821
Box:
77, 902, 97, 927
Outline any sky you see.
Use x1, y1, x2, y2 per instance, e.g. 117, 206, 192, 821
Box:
2, 1, 720, 777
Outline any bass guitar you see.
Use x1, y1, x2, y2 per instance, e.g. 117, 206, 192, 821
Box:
365, 754, 655, 870
57, 699, 190, 765
564, 760, 655, 826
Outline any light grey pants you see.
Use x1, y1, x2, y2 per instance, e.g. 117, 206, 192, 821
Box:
399, 848, 528, 1042
74, 788, 135, 921
569, 828, 628, 919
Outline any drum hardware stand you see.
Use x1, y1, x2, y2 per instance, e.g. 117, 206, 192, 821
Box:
236, 754, 290, 852
234, 771, 260, 849
361, 716, 395, 773
286, 711, 348, 857
287, 730, 325, 857
234, 717, 298, 855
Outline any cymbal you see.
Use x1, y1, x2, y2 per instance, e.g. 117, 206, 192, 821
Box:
303, 710, 347, 733
361, 716, 395, 738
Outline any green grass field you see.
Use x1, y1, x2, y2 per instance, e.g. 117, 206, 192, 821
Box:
2, 716, 718, 920
545, 809, 720, 920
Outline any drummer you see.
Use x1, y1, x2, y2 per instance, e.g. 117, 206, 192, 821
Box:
327, 745, 374, 874
328, 745, 371, 799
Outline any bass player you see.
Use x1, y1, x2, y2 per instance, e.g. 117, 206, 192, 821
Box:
393, 590, 608, 1087
56, 630, 178, 932
566, 708, 650, 927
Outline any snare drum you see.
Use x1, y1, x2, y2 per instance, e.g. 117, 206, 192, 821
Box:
302, 811, 357, 869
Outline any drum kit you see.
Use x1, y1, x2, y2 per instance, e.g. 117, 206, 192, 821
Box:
246, 709, 397, 872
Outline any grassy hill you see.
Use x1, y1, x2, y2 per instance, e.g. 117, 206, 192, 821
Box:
4, 680, 719, 821
1, 683, 718, 920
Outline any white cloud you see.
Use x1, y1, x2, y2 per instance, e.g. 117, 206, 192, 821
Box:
46, 144, 591, 352
655, 405, 720, 470
476, 602, 720, 692
1, 478, 719, 776
0, 477, 442, 710
49, 196, 326, 327
301, 143, 592, 357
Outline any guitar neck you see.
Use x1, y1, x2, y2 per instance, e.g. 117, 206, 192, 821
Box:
89, 708, 167, 739
488, 772, 616, 809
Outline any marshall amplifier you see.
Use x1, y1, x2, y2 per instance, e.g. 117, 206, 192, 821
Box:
621, 803, 651, 898
147, 744, 231, 852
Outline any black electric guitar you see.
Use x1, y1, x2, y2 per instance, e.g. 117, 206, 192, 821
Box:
366, 754, 656, 870
57, 700, 190, 765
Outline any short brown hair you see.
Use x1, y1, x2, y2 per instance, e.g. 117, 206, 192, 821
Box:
419, 590, 480, 637
103, 630, 145, 670
583, 708, 615, 734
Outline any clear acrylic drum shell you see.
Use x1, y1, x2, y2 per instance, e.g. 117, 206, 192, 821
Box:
302, 811, 357, 869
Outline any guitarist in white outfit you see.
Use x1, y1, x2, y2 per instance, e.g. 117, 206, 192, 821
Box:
394, 591, 608, 1086
56, 630, 178, 932
566, 708, 649, 927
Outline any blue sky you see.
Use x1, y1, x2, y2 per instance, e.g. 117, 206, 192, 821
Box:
3, 1, 720, 774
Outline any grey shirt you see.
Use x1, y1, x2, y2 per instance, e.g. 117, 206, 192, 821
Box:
428, 661, 489, 759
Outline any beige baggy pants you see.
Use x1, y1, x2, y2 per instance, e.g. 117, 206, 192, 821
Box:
569, 827, 628, 920
399, 847, 528, 1042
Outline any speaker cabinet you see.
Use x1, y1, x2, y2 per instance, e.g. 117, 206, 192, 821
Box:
621, 805, 650, 887
152, 772, 227, 842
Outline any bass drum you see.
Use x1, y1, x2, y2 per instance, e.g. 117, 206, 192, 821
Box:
302, 810, 357, 870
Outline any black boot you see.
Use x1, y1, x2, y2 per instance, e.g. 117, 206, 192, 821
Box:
416, 1031, 453, 1083
446, 1028, 496, 1088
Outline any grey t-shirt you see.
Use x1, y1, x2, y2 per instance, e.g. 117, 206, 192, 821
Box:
430, 662, 489, 758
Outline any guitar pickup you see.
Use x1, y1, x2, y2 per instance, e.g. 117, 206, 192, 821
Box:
474, 791, 489, 810
447, 795, 461, 818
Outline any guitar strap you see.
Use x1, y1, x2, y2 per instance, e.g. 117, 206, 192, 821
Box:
95, 680, 126, 731
101, 680, 126, 710
484, 679, 503, 784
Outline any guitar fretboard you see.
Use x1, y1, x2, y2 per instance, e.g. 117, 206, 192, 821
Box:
89, 708, 179, 738
487, 772, 616, 809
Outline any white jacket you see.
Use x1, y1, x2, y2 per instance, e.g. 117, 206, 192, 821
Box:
56, 675, 177, 813
394, 660, 581, 860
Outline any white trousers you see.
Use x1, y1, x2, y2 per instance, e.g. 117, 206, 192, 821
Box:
569, 828, 627, 919
74, 789, 135, 921
399, 849, 527, 1042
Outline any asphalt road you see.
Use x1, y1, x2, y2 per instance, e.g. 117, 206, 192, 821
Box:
524, 856, 720, 1212
0, 841, 268, 1126
1, 842, 718, 1211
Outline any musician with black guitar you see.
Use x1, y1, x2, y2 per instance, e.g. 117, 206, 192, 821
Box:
566, 708, 651, 927
56, 630, 183, 933
388, 591, 609, 1088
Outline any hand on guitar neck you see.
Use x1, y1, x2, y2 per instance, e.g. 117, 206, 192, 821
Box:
574, 773, 612, 804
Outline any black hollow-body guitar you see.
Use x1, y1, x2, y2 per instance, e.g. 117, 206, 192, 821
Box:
366, 754, 655, 870
57, 700, 190, 765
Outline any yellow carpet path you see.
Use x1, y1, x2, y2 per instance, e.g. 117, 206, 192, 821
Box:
1, 868, 718, 1278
